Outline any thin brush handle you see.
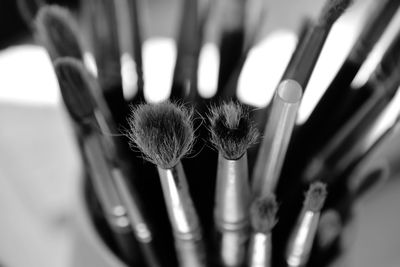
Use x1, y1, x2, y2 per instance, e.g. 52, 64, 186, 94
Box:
281, 25, 329, 89
157, 163, 207, 266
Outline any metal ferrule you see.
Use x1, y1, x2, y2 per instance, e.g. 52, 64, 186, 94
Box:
219, 227, 249, 267
112, 168, 153, 242
157, 162, 201, 240
248, 233, 271, 267
215, 153, 250, 230
286, 210, 320, 267
83, 133, 130, 232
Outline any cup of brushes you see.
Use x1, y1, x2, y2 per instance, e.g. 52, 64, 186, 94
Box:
24, 0, 400, 266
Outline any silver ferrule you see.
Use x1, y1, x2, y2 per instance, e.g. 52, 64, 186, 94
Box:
157, 162, 201, 240
286, 210, 320, 267
112, 168, 153, 242
252, 80, 302, 196
84, 133, 130, 232
215, 153, 250, 230
219, 228, 248, 267
248, 233, 272, 267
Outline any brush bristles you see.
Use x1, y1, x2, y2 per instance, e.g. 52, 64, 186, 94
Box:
304, 182, 327, 212
209, 101, 259, 160
250, 195, 278, 234
128, 102, 195, 169
318, 0, 352, 26
35, 5, 83, 61
54, 57, 97, 123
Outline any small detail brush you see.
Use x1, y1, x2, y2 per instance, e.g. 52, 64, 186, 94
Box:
128, 101, 207, 267
248, 195, 278, 267
281, 0, 353, 89
209, 101, 259, 267
286, 182, 327, 267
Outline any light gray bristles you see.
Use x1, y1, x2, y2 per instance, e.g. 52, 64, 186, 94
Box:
128, 102, 195, 169
304, 182, 328, 212
209, 101, 259, 160
318, 0, 353, 26
54, 57, 97, 124
250, 195, 278, 234
35, 5, 83, 61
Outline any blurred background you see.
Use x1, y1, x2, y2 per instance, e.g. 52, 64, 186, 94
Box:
0, 0, 400, 266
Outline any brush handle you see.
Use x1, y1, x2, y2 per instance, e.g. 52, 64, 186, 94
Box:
281, 24, 329, 89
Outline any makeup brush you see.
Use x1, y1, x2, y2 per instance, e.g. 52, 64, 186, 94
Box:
54, 59, 145, 266
298, 0, 400, 152
248, 195, 278, 267
208, 101, 259, 267
252, 79, 303, 196
281, 0, 353, 89
128, 102, 207, 267
170, 0, 201, 101
35, 5, 84, 62
286, 182, 327, 267
303, 28, 400, 184
214, 0, 246, 100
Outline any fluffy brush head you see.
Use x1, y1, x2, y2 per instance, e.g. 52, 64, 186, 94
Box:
35, 5, 83, 61
250, 195, 278, 234
304, 182, 328, 212
208, 101, 259, 160
318, 0, 352, 26
128, 102, 195, 169
54, 57, 97, 124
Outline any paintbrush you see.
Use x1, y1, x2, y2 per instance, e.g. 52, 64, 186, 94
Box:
286, 182, 327, 267
248, 195, 278, 267
281, 0, 353, 89
128, 101, 207, 267
170, 0, 201, 101
303, 27, 400, 184
252, 79, 303, 196
297, 0, 400, 157
208, 101, 258, 267
17, 0, 44, 28
54, 59, 145, 266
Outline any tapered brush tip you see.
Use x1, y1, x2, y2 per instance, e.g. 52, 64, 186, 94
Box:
250, 195, 278, 234
54, 57, 97, 123
208, 101, 259, 160
304, 182, 327, 212
319, 0, 352, 26
128, 101, 195, 169
35, 5, 82, 60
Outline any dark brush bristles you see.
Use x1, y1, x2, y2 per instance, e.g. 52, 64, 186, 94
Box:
250, 195, 278, 234
54, 57, 97, 124
304, 182, 328, 212
128, 102, 195, 169
209, 102, 259, 160
318, 0, 352, 26
35, 5, 83, 61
